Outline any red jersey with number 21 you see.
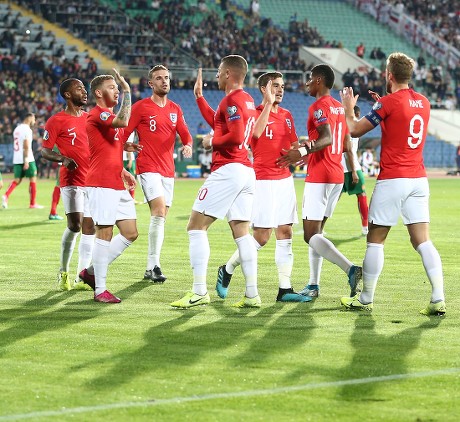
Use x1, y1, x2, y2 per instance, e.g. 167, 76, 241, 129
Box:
306, 95, 348, 183
86, 105, 125, 190
365, 88, 428, 180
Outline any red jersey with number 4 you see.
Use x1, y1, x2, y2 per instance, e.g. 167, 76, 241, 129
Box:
365, 88, 429, 180
121, 98, 193, 177
252, 105, 297, 180
86, 105, 125, 190
306, 95, 348, 183
43, 111, 90, 187
197, 89, 257, 172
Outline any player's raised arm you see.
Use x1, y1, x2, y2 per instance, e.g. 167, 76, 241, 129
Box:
112, 69, 131, 128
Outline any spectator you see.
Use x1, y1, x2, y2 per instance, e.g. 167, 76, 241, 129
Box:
356, 42, 365, 58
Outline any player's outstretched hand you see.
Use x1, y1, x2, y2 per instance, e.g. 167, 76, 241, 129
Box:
113, 68, 130, 93
368, 90, 381, 102
124, 142, 143, 153
340, 87, 359, 110
121, 168, 136, 191
262, 80, 276, 105
194, 68, 203, 99
276, 148, 301, 168
180, 144, 193, 158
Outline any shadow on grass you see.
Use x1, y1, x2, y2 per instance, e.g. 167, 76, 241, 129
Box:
0, 221, 49, 231
81, 302, 319, 390
0, 282, 150, 354
334, 314, 443, 402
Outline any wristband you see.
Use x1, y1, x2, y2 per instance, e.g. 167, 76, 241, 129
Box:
298, 146, 308, 157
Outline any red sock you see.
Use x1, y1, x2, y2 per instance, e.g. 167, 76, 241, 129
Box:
357, 194, 369, 227
4, 181, 18, 198
50, 186, 61, 215
29, 182, 37, 206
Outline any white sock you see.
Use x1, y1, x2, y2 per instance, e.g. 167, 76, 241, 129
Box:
147, 216, 165, 269
86, 234, 132, 276
92, 238, 110, 296
108, 234, 133, 264
235, 234, 258, 298
308, 245, 323, 286
226, 237, 261, 274
77, 234, 95, 277
275, 239, 293, 289
416, 240, 445, 302
360, 243, 384, 304
309, 233, 352, 274
60, 228, 79, 272
189, 230, 209, 295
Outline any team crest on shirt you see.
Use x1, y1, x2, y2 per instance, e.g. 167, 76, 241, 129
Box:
170, 113, 177, 124
373, 102, 382, 111
285, 118, 292, 129
43, 130, 49, 140
313, 109, 323, 120
227, 106, 237, 116
100, 111, 111, 121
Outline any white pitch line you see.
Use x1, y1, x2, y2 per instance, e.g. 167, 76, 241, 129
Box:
1, 367, 459, 421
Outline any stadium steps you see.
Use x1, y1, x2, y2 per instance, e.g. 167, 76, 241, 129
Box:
9, 2, 118, 71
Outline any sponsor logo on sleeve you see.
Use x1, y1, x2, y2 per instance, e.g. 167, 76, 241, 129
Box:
227, 106, 238, 116
313, 109, 323, 119
373, 102, 382, 111
99, 111, 111, 121
43, 130, 49, 140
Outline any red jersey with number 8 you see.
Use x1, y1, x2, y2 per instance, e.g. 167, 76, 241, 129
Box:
306, 95, 348, 183
365, 88, 429, 180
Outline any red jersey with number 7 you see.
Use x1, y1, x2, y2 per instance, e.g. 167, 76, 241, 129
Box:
306, 95, 348, 183
364, 88, 429, 180
43, 111, 89, 187
197, 89, 257, 172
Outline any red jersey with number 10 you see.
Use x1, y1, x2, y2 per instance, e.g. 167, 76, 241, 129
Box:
197, 89, 257, 172
121, 98, 193, 177
86, 105, 125, 190
306, 95, 348, 183
252, 105, 297, 180
43, 111, 89, 187
365, 88, 429, 180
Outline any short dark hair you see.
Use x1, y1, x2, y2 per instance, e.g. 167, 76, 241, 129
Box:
59, 78, 81, 98
257, 71, 283, 92
90, 75, 114, 96
148, 64, 168, 79
311, 64, 335, 89
221, 55, 248, 77
23, 112, 35, 120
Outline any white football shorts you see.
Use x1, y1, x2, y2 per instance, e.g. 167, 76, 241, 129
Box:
60, 186, 91, 217
138, 172, 174, 206
192, 163, 255, 221
369, 177, 430, 226
302, 182, 342, 221
252, 176, 298, 228
87, 187, 136, 226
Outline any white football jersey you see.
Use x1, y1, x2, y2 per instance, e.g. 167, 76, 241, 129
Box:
13, 123, 34, 164
341, 136, 361, 173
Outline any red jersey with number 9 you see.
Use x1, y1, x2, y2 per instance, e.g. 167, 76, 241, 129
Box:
86, 105, 125, 190
306, 95, 348, 183
365, 88, 429, 180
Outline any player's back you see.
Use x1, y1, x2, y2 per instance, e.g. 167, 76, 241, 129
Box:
378, 89, 429, 179
13, 123, 33, 164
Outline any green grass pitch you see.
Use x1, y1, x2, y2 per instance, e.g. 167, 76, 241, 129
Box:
0, 174, 459, 421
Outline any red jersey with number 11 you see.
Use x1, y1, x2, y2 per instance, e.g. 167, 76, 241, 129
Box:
306, 95, 348, 183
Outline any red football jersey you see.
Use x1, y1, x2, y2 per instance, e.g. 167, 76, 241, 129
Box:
197, 89, 257, 172
365, 88, 429, 179
252, 105, 298, 180
306, 95, 348, 183
86, 105, 125, 190
121, 98, 193, 177
43, 111, 90, 187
